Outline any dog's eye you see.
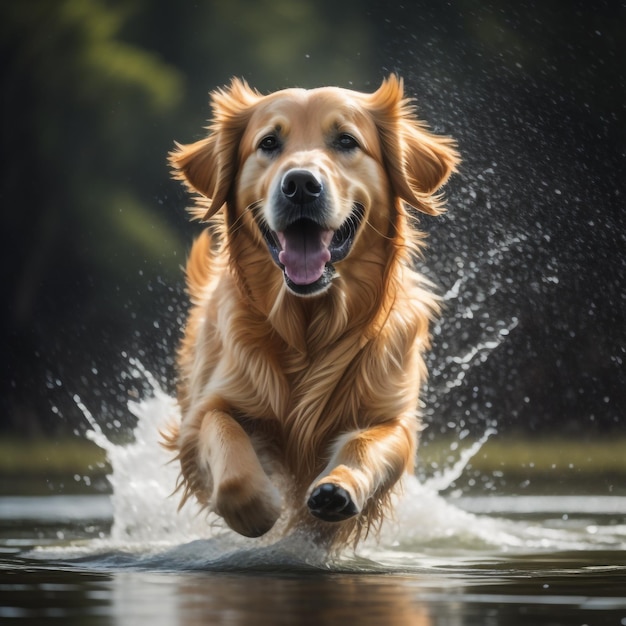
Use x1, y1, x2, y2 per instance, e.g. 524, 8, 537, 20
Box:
334, 133, 359, 152
259, 135, 281, 154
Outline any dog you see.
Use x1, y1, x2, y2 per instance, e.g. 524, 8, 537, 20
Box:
163, 75, 459, 548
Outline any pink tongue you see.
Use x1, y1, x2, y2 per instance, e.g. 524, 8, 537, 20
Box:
277, 222, 333, 285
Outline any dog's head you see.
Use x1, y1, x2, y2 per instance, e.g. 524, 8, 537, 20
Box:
171, 76, 459, 297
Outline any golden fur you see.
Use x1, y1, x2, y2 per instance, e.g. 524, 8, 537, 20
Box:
162, 75, 459, 547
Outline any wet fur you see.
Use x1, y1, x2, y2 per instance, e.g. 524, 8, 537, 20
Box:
162, 75, 459, 547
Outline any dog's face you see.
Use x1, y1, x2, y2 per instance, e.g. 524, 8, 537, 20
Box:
171, 76, 459, 297
237, 88, 390, 295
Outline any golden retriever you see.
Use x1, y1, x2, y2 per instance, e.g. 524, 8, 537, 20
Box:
163, 75, 459, 548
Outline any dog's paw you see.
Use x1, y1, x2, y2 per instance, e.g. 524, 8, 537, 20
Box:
307, 483, 359, 522
216, 478, 281, 538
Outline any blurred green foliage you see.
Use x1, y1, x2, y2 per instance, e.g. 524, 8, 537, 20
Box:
2, 0, 184, 320
200, 0, 373, 88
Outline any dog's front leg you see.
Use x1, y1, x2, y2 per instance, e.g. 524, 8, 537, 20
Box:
196, 409, 282, 537
306, 418, 416, 522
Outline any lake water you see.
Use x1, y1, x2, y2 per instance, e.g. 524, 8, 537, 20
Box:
1, 391, 625, 625
2, 491, 625, 625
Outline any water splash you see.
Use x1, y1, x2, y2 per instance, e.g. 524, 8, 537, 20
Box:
74, 360, 209, 549
423, 427, 496, 493
61, 360, 625, 572
428, 232, 523, 396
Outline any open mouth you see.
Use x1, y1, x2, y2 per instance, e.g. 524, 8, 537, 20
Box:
260, 204, 365, 295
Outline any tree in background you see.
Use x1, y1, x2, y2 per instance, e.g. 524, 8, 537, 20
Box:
1, 0, 186, 433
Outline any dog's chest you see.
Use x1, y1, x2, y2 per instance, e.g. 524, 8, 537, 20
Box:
232, 336, 364, 425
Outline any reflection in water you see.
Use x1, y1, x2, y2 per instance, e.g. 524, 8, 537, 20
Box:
3, 551, 625, 626
109, 572, 432, 626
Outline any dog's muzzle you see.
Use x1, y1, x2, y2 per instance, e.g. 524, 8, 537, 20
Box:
258, 169, 365, 296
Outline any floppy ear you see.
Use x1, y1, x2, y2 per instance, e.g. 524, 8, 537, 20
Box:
169, 78, 260, 221
367, 75, 460, 215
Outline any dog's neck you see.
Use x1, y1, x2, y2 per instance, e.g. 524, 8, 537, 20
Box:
268, 286, 358, 354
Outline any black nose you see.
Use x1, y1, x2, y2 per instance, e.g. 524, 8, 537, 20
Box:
281, 169, 322, 204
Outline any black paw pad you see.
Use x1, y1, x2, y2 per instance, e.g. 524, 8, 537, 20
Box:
307, 483, 359, 522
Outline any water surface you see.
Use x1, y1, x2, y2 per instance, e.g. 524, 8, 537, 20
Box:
1, 491, 625, 625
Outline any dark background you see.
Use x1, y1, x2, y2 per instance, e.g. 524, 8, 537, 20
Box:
1, 0, 624, 440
